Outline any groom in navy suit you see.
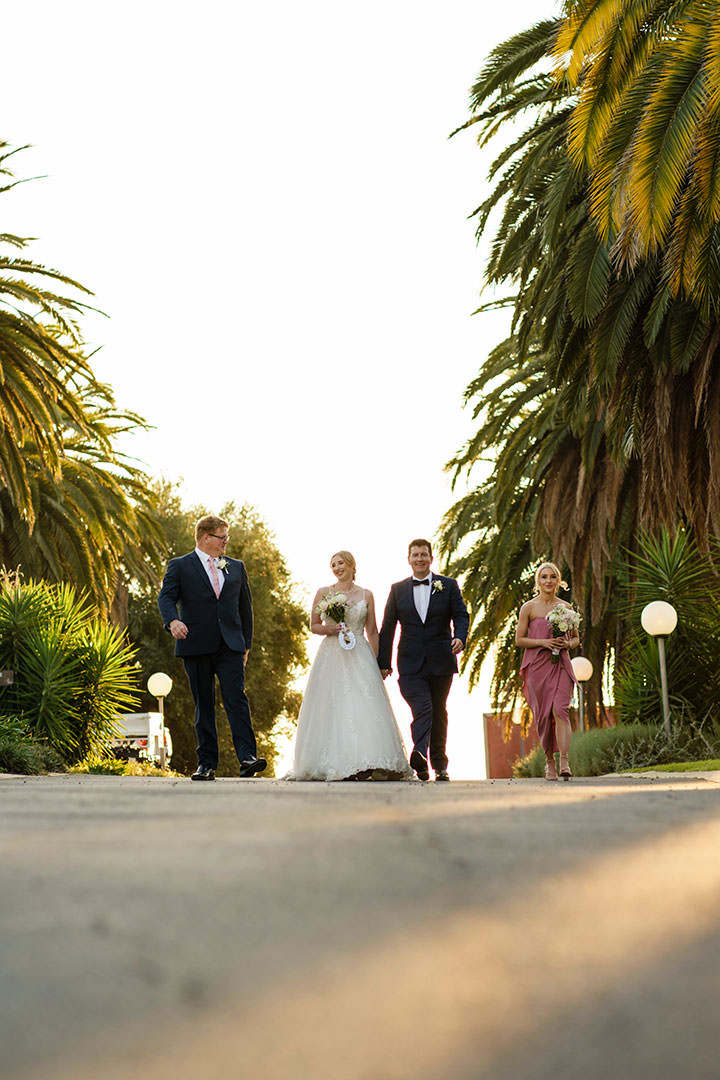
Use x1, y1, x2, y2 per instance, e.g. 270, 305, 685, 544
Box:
378, 539, 469, 781
158, 514, 265, 781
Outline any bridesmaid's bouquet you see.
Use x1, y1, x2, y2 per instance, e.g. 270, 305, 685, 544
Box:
316, 590, 355, 650
546, 605, 581, 663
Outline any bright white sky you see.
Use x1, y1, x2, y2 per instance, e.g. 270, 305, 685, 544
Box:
2, 0, 558, 777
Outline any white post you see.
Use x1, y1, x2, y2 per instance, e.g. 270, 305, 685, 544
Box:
657, 636, 671, 741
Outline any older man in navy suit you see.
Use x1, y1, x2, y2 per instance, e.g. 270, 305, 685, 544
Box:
158, 514, 265, 781
378, 538, 469, 782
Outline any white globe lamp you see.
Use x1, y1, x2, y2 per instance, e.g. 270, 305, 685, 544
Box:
571, 657, 593, 732
640, 601, 678, 637
147, 672, 173, 768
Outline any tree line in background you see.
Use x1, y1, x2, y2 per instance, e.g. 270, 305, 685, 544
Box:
0, 142, 307, 774
440, 0, 720, 733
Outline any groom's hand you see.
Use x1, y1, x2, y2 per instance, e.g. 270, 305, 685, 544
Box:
169, 619, 189, 639
381, 669, 392, 679
451, 638, 464, 655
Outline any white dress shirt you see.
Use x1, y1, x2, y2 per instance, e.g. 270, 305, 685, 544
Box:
412, 575, 432, 622
195, 547, 225, 595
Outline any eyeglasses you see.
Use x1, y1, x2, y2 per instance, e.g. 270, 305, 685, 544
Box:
208, 534, 229, 543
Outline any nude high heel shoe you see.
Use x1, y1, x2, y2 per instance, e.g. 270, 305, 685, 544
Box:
544, 758, 558, 781
559, 755, 572, 781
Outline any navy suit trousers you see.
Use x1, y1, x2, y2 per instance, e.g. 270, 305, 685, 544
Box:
398, 662, 453, 770
183, 641, 256, 768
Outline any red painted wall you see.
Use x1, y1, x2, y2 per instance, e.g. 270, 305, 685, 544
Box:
483, 713, 541, 779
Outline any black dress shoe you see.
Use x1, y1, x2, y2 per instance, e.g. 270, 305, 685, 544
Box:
435, 769, 450, 782
237, 756, 267, 778
191, 764, 215, 781
409, 750, 429, 781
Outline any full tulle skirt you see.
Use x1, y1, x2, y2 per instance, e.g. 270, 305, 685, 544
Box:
291, 635, 411, 781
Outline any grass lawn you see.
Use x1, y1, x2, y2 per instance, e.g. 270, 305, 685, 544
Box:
626, 760, 720, 773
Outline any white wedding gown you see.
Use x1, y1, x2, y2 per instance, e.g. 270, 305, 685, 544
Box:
291, 598, 412, 781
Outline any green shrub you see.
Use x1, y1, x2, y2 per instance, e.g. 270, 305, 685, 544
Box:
69, 754, 178, 777
71, 754, 128, 775
568, 725, 660, 775
512, 745, 546, 777
0, 715, 66, 774
512, 717, 720, 778
0, 577, 139, 762
568, 717, 720, 775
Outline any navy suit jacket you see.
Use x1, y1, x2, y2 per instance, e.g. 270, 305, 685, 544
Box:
377, 574, 469, 677
157, 552, 253, 657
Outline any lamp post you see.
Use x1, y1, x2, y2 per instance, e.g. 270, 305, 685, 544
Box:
570, 656, 593, 733
640, 601, 677, 741
147, 672, 173, 769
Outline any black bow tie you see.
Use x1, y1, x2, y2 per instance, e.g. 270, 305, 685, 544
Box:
412, 579, 430, 587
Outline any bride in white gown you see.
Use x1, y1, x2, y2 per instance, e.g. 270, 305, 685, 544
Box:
291, 550, 411, 781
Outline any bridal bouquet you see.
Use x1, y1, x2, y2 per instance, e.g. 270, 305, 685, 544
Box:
316, 590, 355, 650
546, 605, 581, 663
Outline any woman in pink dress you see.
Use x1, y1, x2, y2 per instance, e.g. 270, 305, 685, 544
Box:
516, 563, 579, 780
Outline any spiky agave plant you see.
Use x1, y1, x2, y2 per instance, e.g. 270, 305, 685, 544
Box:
0, 576, 139, 761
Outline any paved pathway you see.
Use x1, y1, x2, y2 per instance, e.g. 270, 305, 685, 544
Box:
2, 772, 720, 1079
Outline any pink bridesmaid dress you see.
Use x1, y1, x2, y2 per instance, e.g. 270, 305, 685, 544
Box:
520, 617, 577, 752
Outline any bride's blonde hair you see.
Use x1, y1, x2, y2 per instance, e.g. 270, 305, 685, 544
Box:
533, 561, 568, 595
330, 550, 356, 579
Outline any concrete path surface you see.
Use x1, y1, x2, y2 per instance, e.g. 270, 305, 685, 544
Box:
2, 772, 720, 1079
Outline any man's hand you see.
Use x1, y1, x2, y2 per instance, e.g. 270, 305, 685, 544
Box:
380, 669, 391, 680
169, 619, 189, 640
451, 638, 464, 655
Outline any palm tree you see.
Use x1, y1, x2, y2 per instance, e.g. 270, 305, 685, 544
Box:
441, 10, 720, 721
0, 143, 104, 524
0, 387, 166, 613
556, 0, 720, 313
0, 142, 165, 612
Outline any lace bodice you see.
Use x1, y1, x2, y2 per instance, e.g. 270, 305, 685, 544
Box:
342, 598, 367, 636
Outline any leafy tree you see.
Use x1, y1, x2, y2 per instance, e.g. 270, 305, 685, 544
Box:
127, 483, 308, 776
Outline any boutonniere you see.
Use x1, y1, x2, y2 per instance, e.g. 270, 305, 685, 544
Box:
432, 580, 444, 593
216, 557, 228, 573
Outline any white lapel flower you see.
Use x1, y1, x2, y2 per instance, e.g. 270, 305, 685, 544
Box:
432, 580, 444, 593
217, 557, 228, 573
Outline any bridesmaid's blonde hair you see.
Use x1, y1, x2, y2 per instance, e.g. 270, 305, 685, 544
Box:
533, 561, 568, 594
330, 550, 357, 579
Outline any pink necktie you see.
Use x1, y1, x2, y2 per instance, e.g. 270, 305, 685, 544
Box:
208, 557, 221, 598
